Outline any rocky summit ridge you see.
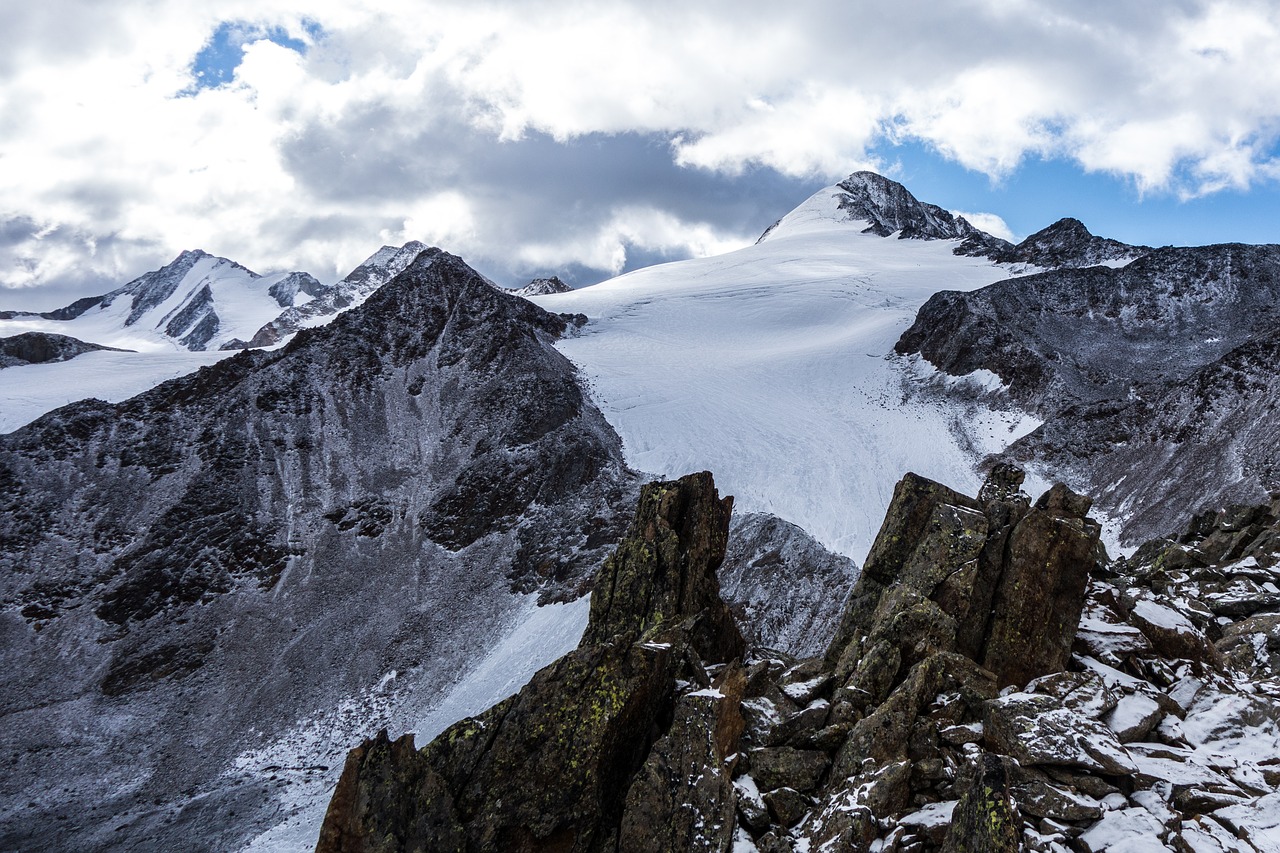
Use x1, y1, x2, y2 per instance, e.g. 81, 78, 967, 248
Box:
313, 466, 1280, 852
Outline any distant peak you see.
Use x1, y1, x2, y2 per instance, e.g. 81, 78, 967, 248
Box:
1029, 218, 1093, 241
169, 249, 212, 266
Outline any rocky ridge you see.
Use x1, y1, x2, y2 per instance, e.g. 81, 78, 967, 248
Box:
244, 242, 428, 347
0, 331, 129, 368
895, 242, 1280, 544
0, 242, 429, 353
315, 464, 1280, 852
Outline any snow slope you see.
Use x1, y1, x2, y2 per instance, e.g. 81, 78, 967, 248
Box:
0, 349, 234, 433
534, 185, 1039, 561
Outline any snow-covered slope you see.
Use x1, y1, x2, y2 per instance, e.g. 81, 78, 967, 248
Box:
533, 179, 1038, 560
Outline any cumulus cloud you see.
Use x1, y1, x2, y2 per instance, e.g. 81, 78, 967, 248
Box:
2, 0, 1280, 304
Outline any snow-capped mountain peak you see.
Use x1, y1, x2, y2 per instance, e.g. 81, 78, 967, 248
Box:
0, 242, 430, 353
759, 171, 996, 247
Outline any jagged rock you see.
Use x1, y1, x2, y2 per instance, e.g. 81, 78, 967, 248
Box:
584, 471, 745, 663
317, 636, 679, 853
942, 753, 1022, 853
827, 469, 1100, 694
618, 680, 740, 853
316, 471, 748, 852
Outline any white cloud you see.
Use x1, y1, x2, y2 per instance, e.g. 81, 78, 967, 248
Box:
3, 0, 1280, 301
951, 211, 1016, 243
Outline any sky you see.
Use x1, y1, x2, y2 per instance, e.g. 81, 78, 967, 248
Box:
4, 0, 1280, 309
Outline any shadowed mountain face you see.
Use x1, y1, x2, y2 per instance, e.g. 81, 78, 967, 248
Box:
0, 249, 640, 852
896, 242, 1280, 543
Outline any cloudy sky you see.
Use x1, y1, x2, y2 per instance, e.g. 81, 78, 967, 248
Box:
4, 0, 1280, 309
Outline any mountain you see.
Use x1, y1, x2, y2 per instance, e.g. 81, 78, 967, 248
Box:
245, 241, 428, 347
5, 168, 1280, 851
531, 173, 1033, 560
0, 248, 854, 852
990, 217, 1148, 269
315, 467, 1280, 853
507, 276, 574, 298
0, 242, 427, 354
895, 242, 1280, 543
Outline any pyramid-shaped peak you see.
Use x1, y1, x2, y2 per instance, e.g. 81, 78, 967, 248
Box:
1025, 218, 1093, 242
831, 171, 981, 241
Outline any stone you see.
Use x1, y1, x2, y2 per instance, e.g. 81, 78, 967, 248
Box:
764, 787, 811, 828
749, 747, 830, 793
1012, 778, 1103, 822
984, 690, 1136, 776
1128, 596, 1223, 667
618, 686, 739, 853
980, 485, 1100, 686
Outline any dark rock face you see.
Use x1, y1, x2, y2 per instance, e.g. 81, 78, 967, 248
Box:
1007, 327, 1280, 543
897, 244, 1280, 416
990, 217, 1146, 270
0, 250, 641, 852
830, 172, 994, 243
0, 331, 127, 368
315, 473, 743, 853
896, 242, 1280, 544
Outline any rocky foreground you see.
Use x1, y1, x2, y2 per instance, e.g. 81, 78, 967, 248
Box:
313, 467, 1280, 852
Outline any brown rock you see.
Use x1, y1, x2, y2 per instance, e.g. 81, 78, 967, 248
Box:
979, 485, 1100, 686
583, 471, 744, 663
942, 753, 1021, 853
750, 747, 830, 793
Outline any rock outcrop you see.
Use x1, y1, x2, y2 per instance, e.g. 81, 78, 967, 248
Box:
315, 472, 745, 852
0, 331, 128, 368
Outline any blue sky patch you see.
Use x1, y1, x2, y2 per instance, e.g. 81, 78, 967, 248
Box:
871, 138, 1280, 248
185, 19, 323, 94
